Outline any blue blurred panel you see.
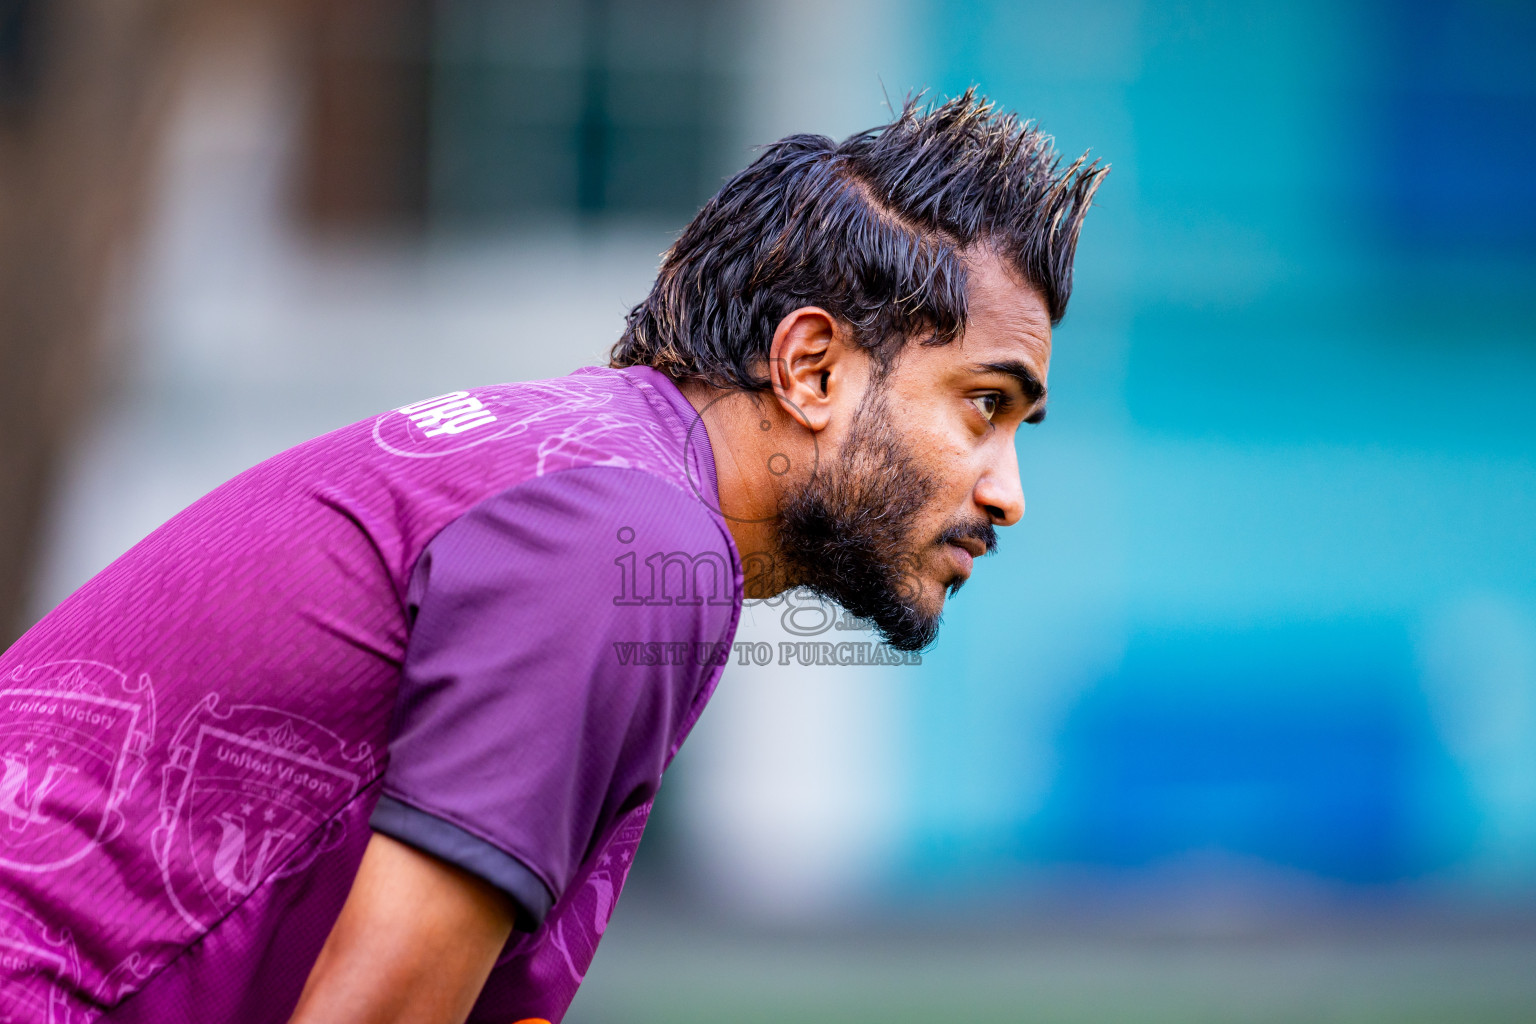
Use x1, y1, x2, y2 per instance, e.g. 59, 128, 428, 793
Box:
1379, 0, 1536, 249
1028, 623, 1472, 882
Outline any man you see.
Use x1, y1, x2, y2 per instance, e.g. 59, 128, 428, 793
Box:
0, 92, 1104, 1023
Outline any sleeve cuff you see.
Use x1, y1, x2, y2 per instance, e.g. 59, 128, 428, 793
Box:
369, 794, 556, 932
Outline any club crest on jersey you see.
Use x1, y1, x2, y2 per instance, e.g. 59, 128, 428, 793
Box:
374, 389, 515, 458
534, 801, 650, 988
0, 661, 156, 873
152, 698, 373, 931
0, 894, 83, 1024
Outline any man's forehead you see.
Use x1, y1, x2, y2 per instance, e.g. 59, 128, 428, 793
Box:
959, 253, 1053, 378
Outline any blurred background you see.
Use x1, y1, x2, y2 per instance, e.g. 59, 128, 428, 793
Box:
3, 0, 1535, 1020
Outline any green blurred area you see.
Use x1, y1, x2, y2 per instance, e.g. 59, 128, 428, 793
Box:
569, 908, 1536, 1023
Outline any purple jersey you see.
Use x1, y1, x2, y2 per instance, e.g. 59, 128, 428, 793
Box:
0, 366, 742, 1022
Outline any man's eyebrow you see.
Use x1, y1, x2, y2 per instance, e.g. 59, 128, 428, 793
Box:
974, 360, 1047, 412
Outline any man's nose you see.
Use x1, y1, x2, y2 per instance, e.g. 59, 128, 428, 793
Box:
973, 441, 1025, 527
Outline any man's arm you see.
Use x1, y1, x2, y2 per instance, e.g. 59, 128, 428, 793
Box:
287, 832, 516, 1024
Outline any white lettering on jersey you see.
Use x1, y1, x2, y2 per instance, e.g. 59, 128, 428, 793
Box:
398, 392, 499, 438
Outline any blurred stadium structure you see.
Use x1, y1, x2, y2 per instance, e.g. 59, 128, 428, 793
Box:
3, 0, 1534, 1020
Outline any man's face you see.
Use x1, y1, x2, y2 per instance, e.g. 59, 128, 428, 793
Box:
777, 253, 1052, 650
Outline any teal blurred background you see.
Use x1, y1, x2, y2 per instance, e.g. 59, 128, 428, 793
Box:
904, 0, 1536, 901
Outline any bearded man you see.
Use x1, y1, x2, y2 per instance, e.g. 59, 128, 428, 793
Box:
0, 92, 1104, 1023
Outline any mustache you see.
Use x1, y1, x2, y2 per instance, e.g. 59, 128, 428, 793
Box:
935, 518, 999, 555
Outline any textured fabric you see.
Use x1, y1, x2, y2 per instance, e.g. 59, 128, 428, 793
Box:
0, 366, 742, 1023
372, 468, 737, 936
368, 795, 554, 931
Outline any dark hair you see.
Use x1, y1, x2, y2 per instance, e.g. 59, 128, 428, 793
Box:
609, 89, 1108, 390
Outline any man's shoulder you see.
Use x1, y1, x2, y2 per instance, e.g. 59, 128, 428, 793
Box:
445, 464, 734, 576
356, 366, 702, 487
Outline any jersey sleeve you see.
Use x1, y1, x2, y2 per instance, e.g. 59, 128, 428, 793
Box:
368, 466, 739, 930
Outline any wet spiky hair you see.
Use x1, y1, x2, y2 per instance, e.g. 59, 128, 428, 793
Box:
610, 89, 1108, 390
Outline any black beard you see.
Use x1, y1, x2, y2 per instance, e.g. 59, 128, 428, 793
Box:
775, 390, 956, 652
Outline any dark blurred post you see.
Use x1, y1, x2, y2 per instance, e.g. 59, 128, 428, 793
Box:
0, 0, 190, 641
297, 0, 431, 229
575, 0, 611, 213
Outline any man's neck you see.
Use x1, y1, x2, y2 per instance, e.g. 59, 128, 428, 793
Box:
677, 379, 801, 597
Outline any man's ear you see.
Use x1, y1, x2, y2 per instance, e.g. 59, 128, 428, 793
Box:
766, 306, 847, 432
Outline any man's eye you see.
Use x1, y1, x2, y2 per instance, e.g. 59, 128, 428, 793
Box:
970, 394, 1001, 422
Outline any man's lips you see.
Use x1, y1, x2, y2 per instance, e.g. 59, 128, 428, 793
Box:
935, 524, 993, 584
949, 537, 987, 560
945, 540, 980, 576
